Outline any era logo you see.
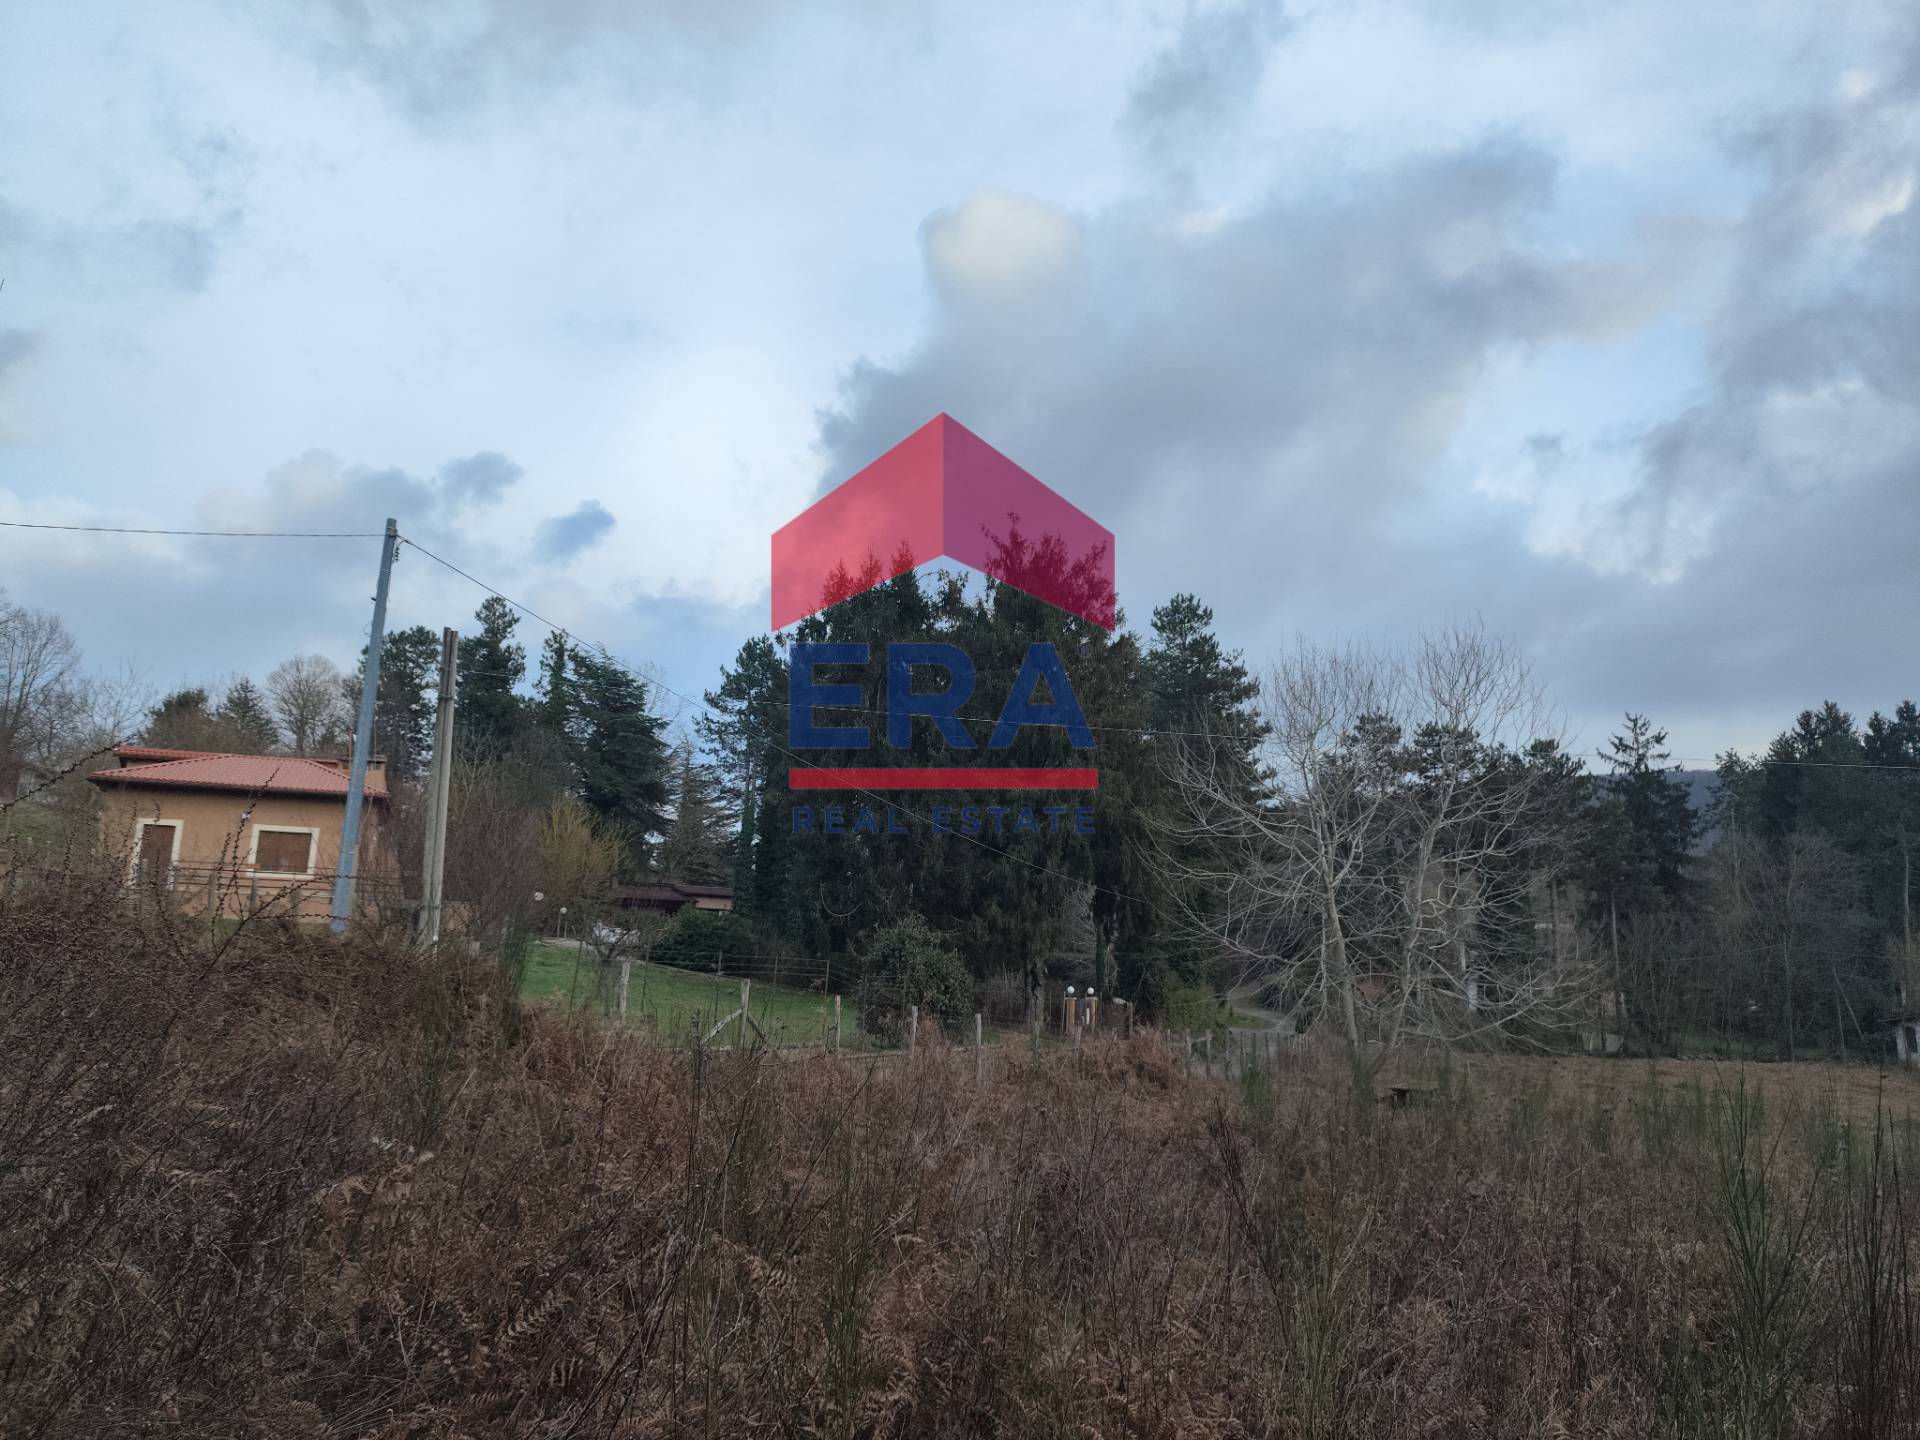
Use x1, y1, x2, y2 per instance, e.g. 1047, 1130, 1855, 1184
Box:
790, 642, 1094, 751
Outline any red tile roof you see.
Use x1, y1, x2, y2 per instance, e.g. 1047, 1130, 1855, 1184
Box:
89, 748, 387, 800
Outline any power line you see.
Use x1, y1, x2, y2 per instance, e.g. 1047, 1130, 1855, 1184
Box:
11, 520, 1914, 770
396, 534, 1150, 909
0, 520, 385, 538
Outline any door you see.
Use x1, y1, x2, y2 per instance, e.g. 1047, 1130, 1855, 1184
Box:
136, 822, 176, 888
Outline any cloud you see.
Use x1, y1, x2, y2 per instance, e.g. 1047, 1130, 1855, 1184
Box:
1122, 0, 1293, 179
1527, 21, 1920, 588
814, 38, 1916, 757
920, 191, 1085, 315
819, 136, 1626, 546
270, 0, 800, 123
535, 500, 616, 559
0, 327, 44, 443
439, 452, 523, 508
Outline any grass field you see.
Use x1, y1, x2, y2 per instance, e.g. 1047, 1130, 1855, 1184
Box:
521, 940, 857, 1047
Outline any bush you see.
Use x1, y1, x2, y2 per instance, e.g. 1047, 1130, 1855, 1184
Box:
859, 914, 971, 1046
1161, 979, 1234, 1038
649, 905, 757, 972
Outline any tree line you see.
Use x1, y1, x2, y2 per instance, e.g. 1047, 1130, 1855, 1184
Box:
8, 571, 1916, 1056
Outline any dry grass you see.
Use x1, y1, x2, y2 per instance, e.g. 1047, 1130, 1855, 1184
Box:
5, 863, 1920, 1437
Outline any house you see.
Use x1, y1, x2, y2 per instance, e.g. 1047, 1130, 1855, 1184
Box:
613, 879, 734, 917
88, 745, 395, 921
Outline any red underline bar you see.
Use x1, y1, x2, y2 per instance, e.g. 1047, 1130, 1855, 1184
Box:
788, 766, 1100, 791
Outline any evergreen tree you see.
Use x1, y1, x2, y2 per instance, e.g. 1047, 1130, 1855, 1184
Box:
697, 635, 789, 908
1579, 713, 1697, 933
1135, 593, 1264, 989
215, 678, 279, 752
1143, 593, 1265, 777
569, 647, 669, 866
348, 624, 440, 782
455, 597, 525, 754
534, 632, 571, 740
142, 688, 224, 750
661, 741, 730, 883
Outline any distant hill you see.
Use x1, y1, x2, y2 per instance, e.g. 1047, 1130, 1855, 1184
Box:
1591, 768, 1722, 850
1675, 769, 1722, 850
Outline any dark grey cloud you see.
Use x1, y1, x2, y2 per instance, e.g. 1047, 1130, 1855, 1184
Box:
535, 500, 616, 559
1122, 0, 1293, 178
819, 134, 1639, 534
814, 49, 1916, 755
439, 451, 523, 507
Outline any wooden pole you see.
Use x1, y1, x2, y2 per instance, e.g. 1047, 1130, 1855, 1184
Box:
618, 957, 631, 1018
417, 625, 458, 946
975, 1012, 983, 1086
739, 978, 750, 1050
907, 1004, 918, 1057
833, 993, 841, 1052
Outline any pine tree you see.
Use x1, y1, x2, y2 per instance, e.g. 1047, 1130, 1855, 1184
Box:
534, 632, 571, 740
455, 597, 525, 754
1579, 713, 1697, 930
142, 688, 223, 750
348, 624, 440, 782
661, 741, 730, 883
1143, 593, 1265, 778
697, 635, 787, 902
569, 648, 669, 866
215, 678, 279, 752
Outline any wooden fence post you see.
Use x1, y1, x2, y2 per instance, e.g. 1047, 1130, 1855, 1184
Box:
1185, 1031, 1193, 1075
975, 1012, 983, 1086
618, 958, 631, 1019
907, 1004, 918, 1057
739, 978, 750, 1050
833, 993, 842, 1052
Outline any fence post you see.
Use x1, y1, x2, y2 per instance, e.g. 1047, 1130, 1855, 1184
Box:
907, 1004, 918, 1057
833, 993, 842, 1053
739, 978, 750, 1050
1185, 1031, 1192, 1075
618, 958, 631, 1019
975, 1012, 983, 1086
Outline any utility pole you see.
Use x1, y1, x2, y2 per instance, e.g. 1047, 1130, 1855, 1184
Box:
417, 626, 458, 945
330, 518, 398, 933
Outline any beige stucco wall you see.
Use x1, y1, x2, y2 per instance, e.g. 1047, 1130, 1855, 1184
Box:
97, 785, 394, 921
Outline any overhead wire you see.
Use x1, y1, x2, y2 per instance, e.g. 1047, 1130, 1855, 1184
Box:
0, 520, 386, 538
395, 533, 1153, 909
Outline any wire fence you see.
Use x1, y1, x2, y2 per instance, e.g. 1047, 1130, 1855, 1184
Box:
522, 938, 1143, 1059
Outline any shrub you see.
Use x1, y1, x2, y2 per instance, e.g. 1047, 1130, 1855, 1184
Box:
649, 905, 757, 972
859, 913, 971, 1046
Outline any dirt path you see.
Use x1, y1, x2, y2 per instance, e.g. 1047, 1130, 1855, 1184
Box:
1224, 977, 1291, 1035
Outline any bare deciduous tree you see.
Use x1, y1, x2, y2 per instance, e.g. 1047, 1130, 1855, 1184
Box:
1162, 622, 1601, 1050
0, 592, 81, 797
267, 654, 348, 755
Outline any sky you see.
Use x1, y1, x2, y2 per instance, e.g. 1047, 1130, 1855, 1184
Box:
0, 0, 1915, 766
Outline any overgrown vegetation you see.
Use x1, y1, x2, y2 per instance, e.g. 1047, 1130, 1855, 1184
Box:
9, 872, 1920, 1436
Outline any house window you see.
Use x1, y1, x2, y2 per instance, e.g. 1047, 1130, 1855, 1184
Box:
251, 826, 317, 877
134, 820, 180, 887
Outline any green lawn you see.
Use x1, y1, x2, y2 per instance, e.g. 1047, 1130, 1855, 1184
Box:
521, 942, 859, 1048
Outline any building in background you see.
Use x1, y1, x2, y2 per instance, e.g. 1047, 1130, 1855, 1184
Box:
88, 745, 395, 921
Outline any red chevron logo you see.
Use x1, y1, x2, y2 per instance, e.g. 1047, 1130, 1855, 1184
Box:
771, 414, 1115, 631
